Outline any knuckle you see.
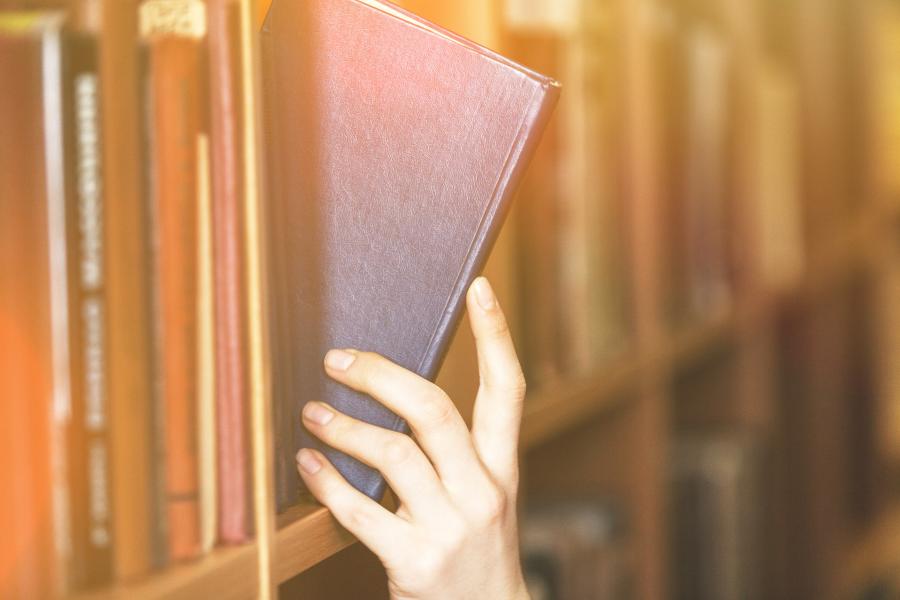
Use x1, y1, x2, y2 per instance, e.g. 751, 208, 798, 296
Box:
382, 434, 416, 466
342, 506, 372, 532
418, 388, 455, 428
487, 370, 527, 399
506, 371, 527, 397
438, 515, 467, 551
473, 485, 507, 526
411, 548, 447, 585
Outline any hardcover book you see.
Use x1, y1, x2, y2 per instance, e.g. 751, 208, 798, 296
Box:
142, 0, 209, 560
262, 0, 559, 500
0, 11, 69, 597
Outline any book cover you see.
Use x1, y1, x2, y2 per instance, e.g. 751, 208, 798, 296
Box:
262, 0, 559, 499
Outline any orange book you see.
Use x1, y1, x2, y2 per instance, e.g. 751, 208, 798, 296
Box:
146, 32, 208, 561
0, 12, 69, 597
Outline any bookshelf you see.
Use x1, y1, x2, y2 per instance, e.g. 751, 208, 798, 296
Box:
68, 203, 896, 599
4, 0, 899, 597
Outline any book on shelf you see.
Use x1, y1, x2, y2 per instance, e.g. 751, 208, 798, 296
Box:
99, 0, 159, 581
520, 498, 632, 600
657, 8, 735, 326
261, 0, 559, 501
64, 20, 113, 589
681, 22, 733, 318
206, 0, 253, 545
140, 0, 210, 562
558, 1, 629, 374
0, 11, 71, 598
501, 0, 630, 385
501, 29, 567, 385
873, 0, 900, 203
752, 61, 805, 291
670, 433, 764, 600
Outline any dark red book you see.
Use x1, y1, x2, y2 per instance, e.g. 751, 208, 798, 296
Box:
207, 0, 251, 543
262, 0, 559, 500
145, 33, 208, 561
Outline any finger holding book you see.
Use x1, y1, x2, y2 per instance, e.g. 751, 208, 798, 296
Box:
296, 277, 529, 600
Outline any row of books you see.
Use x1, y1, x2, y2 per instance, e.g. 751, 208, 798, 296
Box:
520, 499, 633, 600
0, 0, 256, 595
501, 0, 846, 386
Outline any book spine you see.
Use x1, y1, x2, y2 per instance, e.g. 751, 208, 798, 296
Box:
0, 15, 69, 597
683, 25, 733, 317
208, 0, 251, 540
100, 0, 158, 578
260, 19, 299, 512
146, 32, 208, 562
65, 32, 114, 589
196, 133, 218, 553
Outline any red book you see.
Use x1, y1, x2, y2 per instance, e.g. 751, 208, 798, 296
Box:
146, 34, 208, 561
207, 0, 251, 543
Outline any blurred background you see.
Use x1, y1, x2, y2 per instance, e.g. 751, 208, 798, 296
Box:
2, 0, 899, 597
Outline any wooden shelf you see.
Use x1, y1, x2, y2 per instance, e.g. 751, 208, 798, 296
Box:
274, 501, 356, 584
68, 208, 893, 599
72, 543, 258, 600
838, 505, 900, 596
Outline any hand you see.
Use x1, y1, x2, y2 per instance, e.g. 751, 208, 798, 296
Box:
296, 277, 530, 600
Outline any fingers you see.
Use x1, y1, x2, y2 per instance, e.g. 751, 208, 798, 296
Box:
467, 277, 526, 489
296, 447, 412, 563
301, 401, 451, 521
322, 349, 483, 492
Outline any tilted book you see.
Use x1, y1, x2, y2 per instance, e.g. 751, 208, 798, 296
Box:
262, 0, 559, 500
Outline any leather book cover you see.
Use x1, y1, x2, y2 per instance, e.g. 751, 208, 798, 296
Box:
207, 0, 252, 541
262, 0, 559, 499
63, 30, 114, 589
145, 30, 208, 561
100, 0, 158, 579
0, 12, 68, 597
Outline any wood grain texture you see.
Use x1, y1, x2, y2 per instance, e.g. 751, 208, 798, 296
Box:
71, 544, 258, 600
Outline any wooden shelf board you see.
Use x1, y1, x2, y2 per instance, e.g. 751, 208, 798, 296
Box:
71, 542, 258, 600
273, 499, 356, 584
838, 505, 900, 595
521, 353, 641, 449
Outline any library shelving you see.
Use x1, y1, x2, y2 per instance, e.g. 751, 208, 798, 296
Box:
7, 0, 900, 597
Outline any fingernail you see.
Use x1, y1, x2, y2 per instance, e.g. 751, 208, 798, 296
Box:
297, 449, 323, 475
325, 349, 356, 371
473, 277, 496, 311
303, 402, 335, 426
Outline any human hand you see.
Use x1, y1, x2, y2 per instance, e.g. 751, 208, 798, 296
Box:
296, 277, 529, 600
